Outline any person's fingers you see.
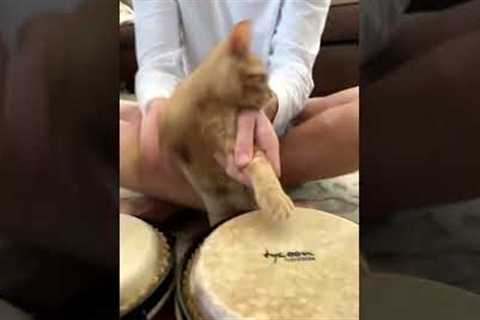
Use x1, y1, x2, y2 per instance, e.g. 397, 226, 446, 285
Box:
120, 100, 142, 123
120, 105, 141, 132
235, 110, 257, 168
224, 152, 251, 186
255, 112, 281, 177
216, 146, 251, 186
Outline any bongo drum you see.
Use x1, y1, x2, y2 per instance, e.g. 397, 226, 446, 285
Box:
120, 214, 174, 319
176, 207, 359, 320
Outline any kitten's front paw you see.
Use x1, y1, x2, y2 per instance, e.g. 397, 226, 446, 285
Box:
260, 190, 295, 221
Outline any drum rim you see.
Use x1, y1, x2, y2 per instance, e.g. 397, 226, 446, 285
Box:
121, 230, 176, 319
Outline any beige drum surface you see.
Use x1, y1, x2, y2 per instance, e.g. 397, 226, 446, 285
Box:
186, 207, 359, 320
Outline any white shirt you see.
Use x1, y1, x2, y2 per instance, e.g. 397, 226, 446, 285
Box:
133, 0, 330, 135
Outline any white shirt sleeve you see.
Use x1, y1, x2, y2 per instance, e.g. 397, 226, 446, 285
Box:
133, 0, 185, 114
268, 0, 330, 135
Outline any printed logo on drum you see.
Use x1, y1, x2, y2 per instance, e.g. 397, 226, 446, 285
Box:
263, 249, 315, 263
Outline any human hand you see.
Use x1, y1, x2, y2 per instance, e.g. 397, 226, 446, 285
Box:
131, 98, 203, 208
120, 98, 170, 188
216, 106, 281, 186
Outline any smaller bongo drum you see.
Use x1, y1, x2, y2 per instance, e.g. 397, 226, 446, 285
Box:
120, 214, 174, 319
176, 207, 359, 320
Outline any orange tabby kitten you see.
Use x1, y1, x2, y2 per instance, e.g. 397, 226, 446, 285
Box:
162, 20, 294, 225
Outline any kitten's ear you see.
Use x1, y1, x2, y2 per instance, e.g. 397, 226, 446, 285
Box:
229, 20, 251, 58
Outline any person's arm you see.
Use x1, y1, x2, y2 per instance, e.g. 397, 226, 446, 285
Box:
133, 0, 184, 114
268, 0, 330, 135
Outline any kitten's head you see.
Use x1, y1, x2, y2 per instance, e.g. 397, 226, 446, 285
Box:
204, 20, 272, 109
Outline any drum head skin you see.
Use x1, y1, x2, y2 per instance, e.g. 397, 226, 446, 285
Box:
120, 214, 172, 316
183, 208, 359, 320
